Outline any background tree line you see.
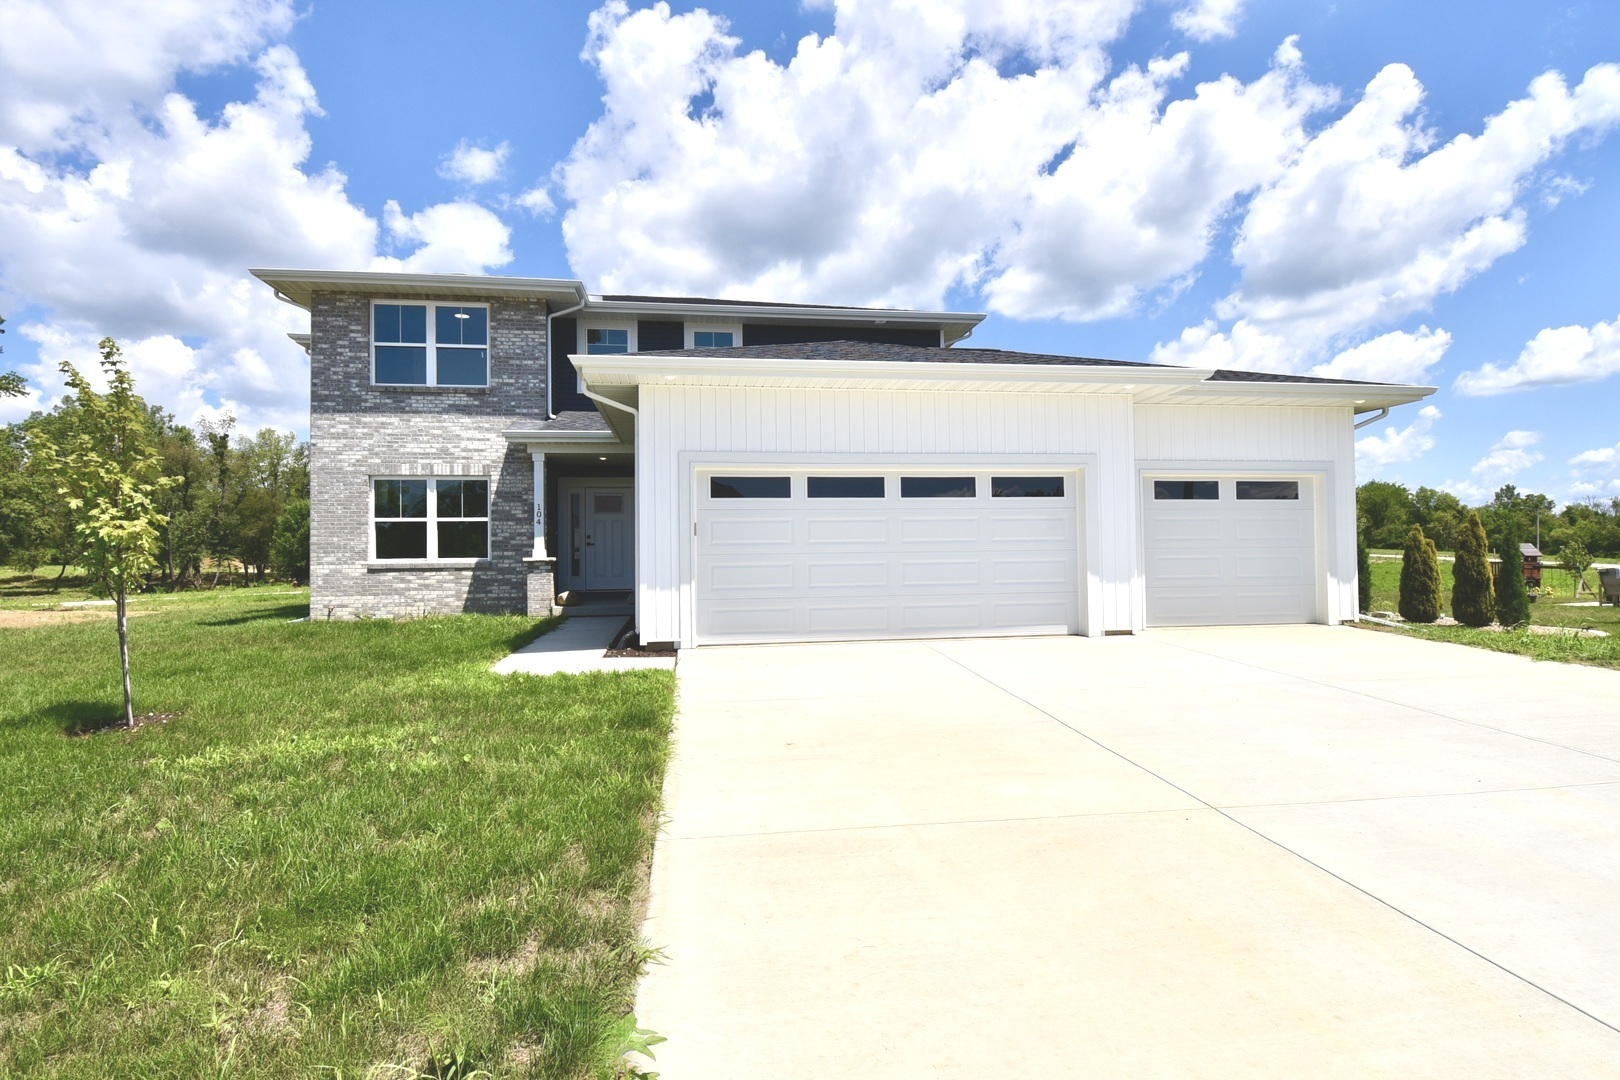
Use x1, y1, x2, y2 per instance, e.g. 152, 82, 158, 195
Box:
1, 395, 310, 587
1357, 480, 1620, 559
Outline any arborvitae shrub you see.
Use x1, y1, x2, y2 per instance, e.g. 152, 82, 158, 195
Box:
1398, 523, 1442, 623
1452, 510, 1496, 627
1495, 518, 1532, 627
1357, 528, 1372, 615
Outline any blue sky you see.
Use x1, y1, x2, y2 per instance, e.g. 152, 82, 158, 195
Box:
2, 0, 1618, 503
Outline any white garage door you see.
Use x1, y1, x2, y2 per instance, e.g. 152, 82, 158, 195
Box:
1143, 476, 1318, 626
694, 469, 1080, 644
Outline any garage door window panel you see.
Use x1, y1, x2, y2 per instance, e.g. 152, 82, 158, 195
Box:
901, 476, 976, 498
992, 476, 1064, 498
808, 476, 885, 499
1154, 480, 1219, 500
710, 476, 791, 499
1236, 480, 1300, 500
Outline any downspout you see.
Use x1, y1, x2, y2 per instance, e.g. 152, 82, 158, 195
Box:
545, 294, 589, 420
1352, 406, 1390, 430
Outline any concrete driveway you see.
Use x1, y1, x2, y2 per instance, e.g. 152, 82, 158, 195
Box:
633, 626, 1620, 1077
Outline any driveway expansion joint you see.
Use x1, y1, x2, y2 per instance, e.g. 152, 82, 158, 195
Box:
923, 640, 1620, 1039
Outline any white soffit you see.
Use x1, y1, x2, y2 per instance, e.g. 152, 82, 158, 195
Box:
252, 268, 587, 310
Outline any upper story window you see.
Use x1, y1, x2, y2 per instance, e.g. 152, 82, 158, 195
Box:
687, 323, 742, 349
586, 328, 630, 354
373, 302, 488, 387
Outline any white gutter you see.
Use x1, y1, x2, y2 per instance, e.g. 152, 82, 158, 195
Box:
581, 385, 638, 446
1353, 406, 1391, 429
574, 354, 1215, 389
545, 296, 588, 419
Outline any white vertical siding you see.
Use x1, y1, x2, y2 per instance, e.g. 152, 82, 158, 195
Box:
638, 385, 1137, 645
1133, 404, 1358, 625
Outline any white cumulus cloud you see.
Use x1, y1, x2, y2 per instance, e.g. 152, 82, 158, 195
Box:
1355, 404, 1440, 472
1453, 313, 1620, 395
1310, 327, 1450, 384
439, 140, 510, 185
555, 2, 1330, 315
0, 1, 516, 433
1171, 0, 1245, 42
1472, 430, 1544, 481
1570, 444, 1619, 469
1153, 61, 1620, 374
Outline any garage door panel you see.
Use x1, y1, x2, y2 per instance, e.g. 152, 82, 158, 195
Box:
806, 603, 890, 634
695, 468, 1080, 644
900, 559, 981, 587
899, 601, 983, 632
898, 516, 979, 544
1144, 476, 1317, 627
806, 516, 887, 544
1147, 513, 1223, 544
991, 557, 1072, 587
1145, 553, 1223, 585
1233, 513, 1310, 543
805, 560, 889, 588
708, 517, 794, 546
989, 514, 1070, 543
707, 561, 796, 591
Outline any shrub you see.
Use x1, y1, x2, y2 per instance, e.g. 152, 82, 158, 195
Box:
1357, 527, 1372, 614
1452, 510, 1496, 627
1398, 524, 1442, 623
1495, 517, 1532, 627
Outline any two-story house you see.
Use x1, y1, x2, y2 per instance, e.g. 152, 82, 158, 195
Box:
254, 268, 1431, 648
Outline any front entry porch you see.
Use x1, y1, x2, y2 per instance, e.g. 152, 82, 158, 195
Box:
516, 442, 634, 618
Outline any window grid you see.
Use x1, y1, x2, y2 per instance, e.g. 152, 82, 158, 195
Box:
372, 478, 490, 560
372, 302, 489, 387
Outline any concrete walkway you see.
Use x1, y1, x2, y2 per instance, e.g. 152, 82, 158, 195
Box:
491, 616, 675, 676
634, 626, 1620, 1077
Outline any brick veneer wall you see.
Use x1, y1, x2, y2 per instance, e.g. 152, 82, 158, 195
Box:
308, 291, 551, 618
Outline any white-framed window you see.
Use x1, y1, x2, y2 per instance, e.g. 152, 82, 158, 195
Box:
685, 323, 742, 349
372, 478, 489, 560
372, 301, 489, 387
577, 322, 637, 391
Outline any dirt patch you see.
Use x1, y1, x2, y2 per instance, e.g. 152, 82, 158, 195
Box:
67, 711, 182, 737
466, 933, 542, 981
605, 617, 677, 658
0, 609, 153, 629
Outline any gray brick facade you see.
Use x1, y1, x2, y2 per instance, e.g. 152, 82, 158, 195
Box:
308, 291, 551, 618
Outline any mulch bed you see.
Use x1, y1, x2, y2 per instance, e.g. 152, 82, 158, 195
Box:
604, 617, 677, 658
67, 711, 182, 737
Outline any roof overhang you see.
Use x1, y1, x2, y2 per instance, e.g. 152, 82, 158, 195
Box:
582, 297, 984, 346
572, 353, 1435, 413
251, 269, 587, 311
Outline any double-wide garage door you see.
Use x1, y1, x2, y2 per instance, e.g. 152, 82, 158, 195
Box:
1143, 476, 1318, 626
694, 468, 1080, 644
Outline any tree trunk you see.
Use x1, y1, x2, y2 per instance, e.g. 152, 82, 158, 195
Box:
116, 586, 135, 729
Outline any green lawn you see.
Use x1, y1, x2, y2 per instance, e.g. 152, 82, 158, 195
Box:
1363, 557, 1620, 670
0, 582, 674, 1078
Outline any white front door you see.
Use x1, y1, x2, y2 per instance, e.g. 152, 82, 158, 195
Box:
693, 468, 1081, 645
582, 486, 634, 590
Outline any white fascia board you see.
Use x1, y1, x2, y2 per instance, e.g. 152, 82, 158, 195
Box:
573, 353, 1213, 393
251, 268, 587, 310
500, 427, 621, 443
1174, 381, 1438, 412
582, 298, 984, 326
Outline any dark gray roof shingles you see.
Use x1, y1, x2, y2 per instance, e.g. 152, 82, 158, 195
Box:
624, 340, 1399, 385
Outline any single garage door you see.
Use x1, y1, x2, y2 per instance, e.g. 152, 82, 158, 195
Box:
694, 468, 1080, 644
1143, 476, 1317, 626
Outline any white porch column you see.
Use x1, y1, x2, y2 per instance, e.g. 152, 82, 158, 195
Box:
530, 450, 548, 559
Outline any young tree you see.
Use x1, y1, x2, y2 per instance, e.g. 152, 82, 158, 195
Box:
0, 313, 24, 398
35, 340, 175, 728
1561, 538, 1595, 598
270, 497, 310, 584
1398, 524, 1443, 623
1452, 510, 1496, 627
1495, 517, 1532, 628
